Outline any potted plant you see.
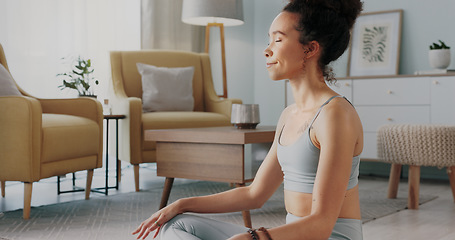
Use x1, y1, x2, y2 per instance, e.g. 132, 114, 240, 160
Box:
57, 56, 99, 97
429, 40, 451, 69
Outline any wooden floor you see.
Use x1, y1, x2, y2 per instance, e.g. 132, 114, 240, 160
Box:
361, 177, 455, 239
1, 161, 455, 239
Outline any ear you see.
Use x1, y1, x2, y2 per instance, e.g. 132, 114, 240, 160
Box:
305, 41, 321, 59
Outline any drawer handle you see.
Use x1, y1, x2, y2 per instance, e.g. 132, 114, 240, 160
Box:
433, 80, 439, 85
387, 90, 393, 94
387, 117, 393, 121
344, 83, 350, 87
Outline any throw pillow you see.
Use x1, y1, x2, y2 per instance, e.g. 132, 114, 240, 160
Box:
137, 63, 195, 112
0, 64, 21, 96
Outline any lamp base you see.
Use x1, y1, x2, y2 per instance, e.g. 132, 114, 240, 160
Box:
234, 123, 259, 129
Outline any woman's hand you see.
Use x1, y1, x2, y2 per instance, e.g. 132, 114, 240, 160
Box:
132, 200, 182, 239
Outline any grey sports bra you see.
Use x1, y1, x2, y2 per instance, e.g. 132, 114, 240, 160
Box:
277, 95, 360, 193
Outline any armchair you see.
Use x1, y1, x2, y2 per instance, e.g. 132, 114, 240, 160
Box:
110, 50, 242, 191
0, 44, 103, 219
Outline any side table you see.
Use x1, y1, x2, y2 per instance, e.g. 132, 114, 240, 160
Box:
57, 114, 126, 196
94, 114, 126, 195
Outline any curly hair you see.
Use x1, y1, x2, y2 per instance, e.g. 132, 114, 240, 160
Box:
283, 0, 363, 83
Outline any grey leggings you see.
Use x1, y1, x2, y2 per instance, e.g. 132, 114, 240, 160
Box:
287, 213, 363, 240
158, 213, 363, 240
157, 214, 247, 240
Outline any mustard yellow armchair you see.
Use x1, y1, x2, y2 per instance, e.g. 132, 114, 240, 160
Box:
0, 44, 103, 219
110, 50, 242, 191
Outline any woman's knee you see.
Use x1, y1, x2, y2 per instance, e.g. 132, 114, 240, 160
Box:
162, 214, 192, 231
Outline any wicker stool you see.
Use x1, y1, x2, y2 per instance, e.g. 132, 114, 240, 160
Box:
377, 124, 455, 209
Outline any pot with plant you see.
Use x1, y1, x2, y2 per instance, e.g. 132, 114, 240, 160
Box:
429, 40, 451, 69
57, 56, 99, 97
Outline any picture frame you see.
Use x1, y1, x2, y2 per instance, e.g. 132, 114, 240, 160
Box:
347, 9, 403, 77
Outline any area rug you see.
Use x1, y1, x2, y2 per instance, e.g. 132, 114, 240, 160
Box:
0, 181, 436, 240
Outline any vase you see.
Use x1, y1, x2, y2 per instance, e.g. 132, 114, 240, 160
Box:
429, 49, 451, 69
231, 104, 260, 129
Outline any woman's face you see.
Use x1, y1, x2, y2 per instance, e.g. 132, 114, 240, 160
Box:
264, 11, 307, 81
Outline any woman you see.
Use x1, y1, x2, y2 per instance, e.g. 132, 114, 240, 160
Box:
133, 0, 363, 239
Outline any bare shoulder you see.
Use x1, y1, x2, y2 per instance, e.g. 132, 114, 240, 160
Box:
315, 97, 363, 134
323, 97, 358, 121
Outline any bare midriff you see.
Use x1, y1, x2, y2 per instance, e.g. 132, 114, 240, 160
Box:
284, 185, 361, 219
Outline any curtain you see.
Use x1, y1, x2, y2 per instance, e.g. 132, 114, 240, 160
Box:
141, 0, 204, 51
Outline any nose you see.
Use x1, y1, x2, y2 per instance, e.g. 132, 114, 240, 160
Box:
264, 46, 272, 58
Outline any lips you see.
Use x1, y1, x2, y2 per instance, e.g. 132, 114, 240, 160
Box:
266, 62, 277, 68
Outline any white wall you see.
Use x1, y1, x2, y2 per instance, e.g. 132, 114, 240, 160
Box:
208, 0, 255, 104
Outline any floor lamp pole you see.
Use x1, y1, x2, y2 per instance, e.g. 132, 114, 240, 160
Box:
205, 23, 228, 98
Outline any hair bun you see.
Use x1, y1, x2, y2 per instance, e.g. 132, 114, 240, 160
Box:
337, 0, 363, 28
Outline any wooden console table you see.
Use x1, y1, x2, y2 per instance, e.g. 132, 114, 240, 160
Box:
145, 126, 276, 228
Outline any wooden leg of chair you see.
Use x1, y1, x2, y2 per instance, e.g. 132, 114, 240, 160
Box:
134, 164, 140, 192
388, 164, 402, 199
117, 160, 122, 182
23, 182, 32, 219
1, 180, 5, 197
85, 169, 94, 200
408, 165, 420, 209
160, 177, 175, 209
447, 166, 455, 202
236, 183, 252, 228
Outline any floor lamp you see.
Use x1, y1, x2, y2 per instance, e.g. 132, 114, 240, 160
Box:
182, 0, 244, 98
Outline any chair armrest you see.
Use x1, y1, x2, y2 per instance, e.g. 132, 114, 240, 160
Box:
0, 96, 42, 182
39, 97, 103, 124
206, 97, 243, 118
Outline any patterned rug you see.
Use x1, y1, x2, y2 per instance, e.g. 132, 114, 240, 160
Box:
0, 181, 436, 240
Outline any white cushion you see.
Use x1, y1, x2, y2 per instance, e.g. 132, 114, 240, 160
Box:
0, 64, 21, 96
137, 63, 195, 112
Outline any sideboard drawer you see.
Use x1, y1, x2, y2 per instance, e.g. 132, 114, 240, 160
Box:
356, 106, 430, 132
353, 78, 430, 105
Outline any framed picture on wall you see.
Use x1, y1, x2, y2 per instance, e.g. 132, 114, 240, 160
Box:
347, 9, 403, 77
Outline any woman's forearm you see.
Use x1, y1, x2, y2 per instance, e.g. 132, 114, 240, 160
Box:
177, 185, 262, 214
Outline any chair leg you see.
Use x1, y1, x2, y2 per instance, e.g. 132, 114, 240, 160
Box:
1, 180, 5, 197
23, 182, 33, 219
85, 169, 94, 200
117, 160, 122, 182
408, 165, 420, 209
388, 164, 402, 199
134, 164, 140, 192
447, 166, 455, 202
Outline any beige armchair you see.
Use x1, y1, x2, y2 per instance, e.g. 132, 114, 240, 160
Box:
110, 50, 242, 191
0, 44, 103, 219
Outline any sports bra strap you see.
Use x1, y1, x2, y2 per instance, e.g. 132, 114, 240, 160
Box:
308, 95, 346, 128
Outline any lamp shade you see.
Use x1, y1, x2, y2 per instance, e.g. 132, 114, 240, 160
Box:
182, 0, 244, 26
